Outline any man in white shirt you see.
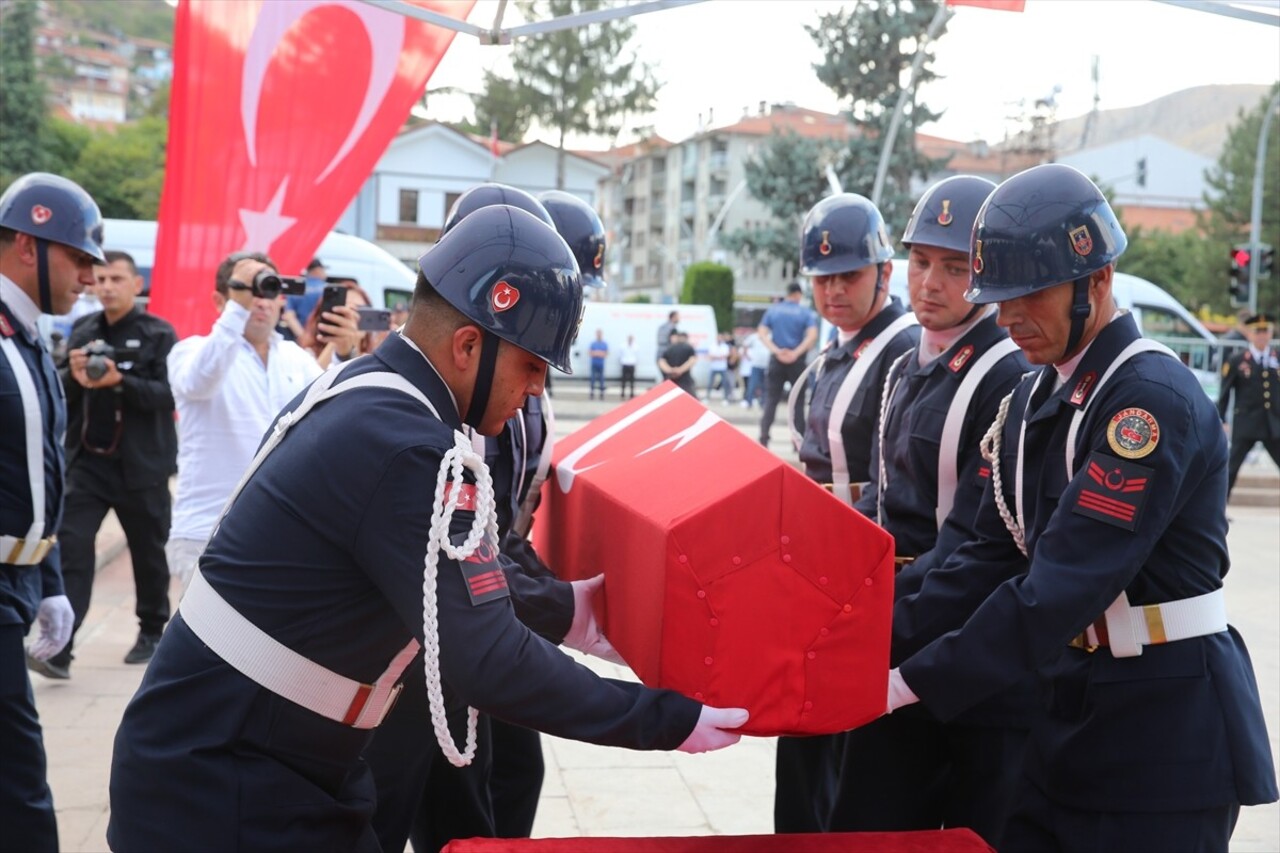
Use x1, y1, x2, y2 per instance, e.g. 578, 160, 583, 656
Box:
165, 252, 321, 587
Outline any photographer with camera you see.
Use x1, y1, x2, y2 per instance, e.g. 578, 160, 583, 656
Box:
28, 250, 178, 678
165, 252, 321, 590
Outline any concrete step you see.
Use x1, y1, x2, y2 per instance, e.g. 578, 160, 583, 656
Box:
1229, 487, 1280, 508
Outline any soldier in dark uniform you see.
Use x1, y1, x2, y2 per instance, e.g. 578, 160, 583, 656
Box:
829, 176, 1030, 845
887, 164, 1278, 851
369, 186, 613, 853
108, 205, 747, 851
775, 193, 919, 834
0, 172, 105, 852
1218, 312, 1280, 496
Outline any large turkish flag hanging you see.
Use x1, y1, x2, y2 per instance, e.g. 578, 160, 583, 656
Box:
535, 383, 895, 737
149, 0, 474, 339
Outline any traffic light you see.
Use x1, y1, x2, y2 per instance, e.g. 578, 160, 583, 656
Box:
1230, 244, 1251, 306
1261, 244, 1275, 279
1135, 157, 1148, 189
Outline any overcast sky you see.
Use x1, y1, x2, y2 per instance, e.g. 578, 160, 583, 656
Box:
425, 0, 1280, 147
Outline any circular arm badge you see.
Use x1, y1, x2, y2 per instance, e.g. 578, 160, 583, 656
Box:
1107, 407, 1160, 459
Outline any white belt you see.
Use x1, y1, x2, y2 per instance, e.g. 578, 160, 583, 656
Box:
180, 569, 420, 729
1073, 588, 1228, 658
1, 534, 56, 565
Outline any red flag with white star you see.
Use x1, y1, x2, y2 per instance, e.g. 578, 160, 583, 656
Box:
148, 0, 474, 339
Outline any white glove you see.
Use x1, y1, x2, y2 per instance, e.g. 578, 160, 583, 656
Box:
886, 667, 920, 714
28, 594, 74, 661
562, 574, 626, 665
678, 705, 750, 754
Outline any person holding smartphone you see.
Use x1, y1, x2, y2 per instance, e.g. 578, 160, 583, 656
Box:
300, 280, 373, 369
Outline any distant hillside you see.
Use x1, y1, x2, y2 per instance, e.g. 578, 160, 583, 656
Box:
1015, 84, 1271, 160
50, 0, 174, 45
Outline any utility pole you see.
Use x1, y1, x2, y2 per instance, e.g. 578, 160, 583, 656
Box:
1247, 88, 1279, 314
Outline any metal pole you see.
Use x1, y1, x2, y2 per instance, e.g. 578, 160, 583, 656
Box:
871, 2, 952, 207
1247, 88, 1279, 314
703, 178, 747, 257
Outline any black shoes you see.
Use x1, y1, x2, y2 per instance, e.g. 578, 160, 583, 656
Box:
124, 632, 162, 665
26, 651, 71, 680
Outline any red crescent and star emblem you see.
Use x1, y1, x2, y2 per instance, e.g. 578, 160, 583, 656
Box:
1106, 407, 1159, 459
1075, 451, 1152, 531
491, 280, 520, 313
31, 205, 53, 225
1069, 225, 1093, 257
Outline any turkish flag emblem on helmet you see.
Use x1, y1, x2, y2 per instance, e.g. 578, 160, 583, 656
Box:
491, 281, 520, 313
31, 205, 53, 225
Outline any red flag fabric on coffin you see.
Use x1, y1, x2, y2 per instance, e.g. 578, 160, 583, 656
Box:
149, 0, 474, 339
441, 828, 995, 852
535, 382, 894, 737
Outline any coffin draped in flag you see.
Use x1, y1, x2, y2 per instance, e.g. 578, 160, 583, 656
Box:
149, 0, 474, 339
535, 383, 894, 737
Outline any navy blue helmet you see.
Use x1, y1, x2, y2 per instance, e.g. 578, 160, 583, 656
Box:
441, 183, 554, 238
0, 172, 106, 262
965, 163, 1127, 305
901, 175, 997, 254
799, 193, 893, 277
538, 190, 607, 289
418, 205, 583, 374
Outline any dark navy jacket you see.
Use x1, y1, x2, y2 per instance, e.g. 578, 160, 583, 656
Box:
896, 313, 1278, 812
1, 299, 66, 628
799, 297, 919, 484
108, 333, 700, 851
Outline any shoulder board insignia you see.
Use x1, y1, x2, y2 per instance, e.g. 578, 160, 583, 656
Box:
948, 344, 974, 373
0, 314, 13, 338
450, 532, 509, 606
1106, 407, 1159, 459
853, 339, 871, 359
443, 481, 477, 512
1073, 451, 1152, 532
1069, 371, 1097, 406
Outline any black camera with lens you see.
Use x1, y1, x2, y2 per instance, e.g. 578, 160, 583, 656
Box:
231, 268, 307, 299
84, 340, 143, 381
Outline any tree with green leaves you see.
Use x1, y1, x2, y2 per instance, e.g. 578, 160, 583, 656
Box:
808, 0, 951, 234
69, 117, 168, 219
720, 131, 837, 281
1196, 82, 1280, 314
510, 0, 659, 188
470, 70, 536, 143
0, 0, 48, 187
681, 262, 734, 332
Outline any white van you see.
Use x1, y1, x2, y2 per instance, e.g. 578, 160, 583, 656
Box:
818, 263, 1221, 396
98, 218, 418, 309
566, 301, 720, 387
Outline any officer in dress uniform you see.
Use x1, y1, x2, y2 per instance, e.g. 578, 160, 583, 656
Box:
774, 193, 920, 834
368, 186, 611, 853
108, 205, 748, 851
886, 164, 1278, 851
1218, 312, 1280, 497
828, 176, 1031, 845
0, 172, 105, 852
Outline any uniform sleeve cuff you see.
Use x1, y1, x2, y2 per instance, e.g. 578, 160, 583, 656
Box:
887, 667, 920, 713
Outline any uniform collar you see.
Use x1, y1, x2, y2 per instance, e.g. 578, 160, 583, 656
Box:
1027, 311, 1139, 422
374, 331, 463, 431
0, 273, 42, 339
833, 297, 907, 357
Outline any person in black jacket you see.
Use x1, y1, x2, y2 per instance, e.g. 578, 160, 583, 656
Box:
1217, 312, 1280, 496
29, 249, 177, 679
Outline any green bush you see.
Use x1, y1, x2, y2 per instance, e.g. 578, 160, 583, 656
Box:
680, 262, 733, 333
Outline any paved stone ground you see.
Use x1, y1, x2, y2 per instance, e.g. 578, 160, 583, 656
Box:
31, 383, 1279, 850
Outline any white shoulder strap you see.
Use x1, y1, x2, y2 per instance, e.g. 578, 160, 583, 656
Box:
1063, 339, 1176, 478
936, 337, 1022, 528
786, 354, 825, 453
828, 313, 918, 504
0, 336, 46, 558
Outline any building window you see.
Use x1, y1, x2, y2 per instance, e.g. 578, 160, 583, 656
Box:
444, 192, 462, 220
399, 189, 419, 224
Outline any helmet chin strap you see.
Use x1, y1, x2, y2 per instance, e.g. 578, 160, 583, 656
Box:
463, 331, 501, 429
873, 262, 886, 295
1061, 275, 1093, 362
36, 238, 54, 314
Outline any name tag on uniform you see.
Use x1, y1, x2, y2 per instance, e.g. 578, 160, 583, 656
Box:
449, 532, 509, 606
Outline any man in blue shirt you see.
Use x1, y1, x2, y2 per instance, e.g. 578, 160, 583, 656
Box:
757, 282, 817, 447
587, 328, 608, 399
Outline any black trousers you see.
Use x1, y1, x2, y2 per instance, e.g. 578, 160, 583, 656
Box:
0, 623, 58, 852
1002, 777, 1239, 853
1226, 434, 1280, 495
53, 457, 171, 667
828, 712, 1027, 848
487, 719, 544, 837
774, 732, 843, 833
620, 365, 636, 399
759, 357, 808, 444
